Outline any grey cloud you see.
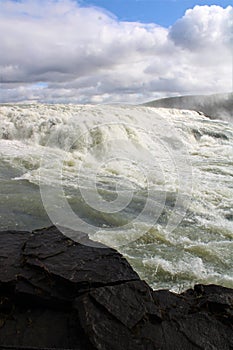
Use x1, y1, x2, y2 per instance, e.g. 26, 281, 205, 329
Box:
0, 0, 232, 104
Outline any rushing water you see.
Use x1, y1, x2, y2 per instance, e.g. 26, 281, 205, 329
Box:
0, 103, 232, 292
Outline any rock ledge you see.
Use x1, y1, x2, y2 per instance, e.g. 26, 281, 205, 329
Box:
0, 226, 232, 349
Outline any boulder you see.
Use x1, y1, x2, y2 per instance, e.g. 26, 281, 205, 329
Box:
0, 226, 232, 349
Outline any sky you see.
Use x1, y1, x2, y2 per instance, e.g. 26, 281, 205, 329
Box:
81, 0, 233, 26
0, 0, 232, 104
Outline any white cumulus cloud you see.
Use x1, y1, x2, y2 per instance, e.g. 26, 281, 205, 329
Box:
169, 5, 233, 50
0, 0, 232, 103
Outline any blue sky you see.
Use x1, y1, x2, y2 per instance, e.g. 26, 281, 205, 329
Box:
81, 0, 232, 26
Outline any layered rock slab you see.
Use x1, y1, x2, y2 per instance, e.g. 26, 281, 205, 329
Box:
0, 226, 232, 349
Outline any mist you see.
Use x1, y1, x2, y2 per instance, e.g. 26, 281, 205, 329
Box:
144, 93, 233, 123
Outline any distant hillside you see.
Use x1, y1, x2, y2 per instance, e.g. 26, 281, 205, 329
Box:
144, 93, 233, 122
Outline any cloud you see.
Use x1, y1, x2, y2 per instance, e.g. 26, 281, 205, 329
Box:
0, 0, 232, 104
169, 5, 233, 50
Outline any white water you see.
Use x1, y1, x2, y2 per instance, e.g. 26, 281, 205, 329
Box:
0, 104, 232, 291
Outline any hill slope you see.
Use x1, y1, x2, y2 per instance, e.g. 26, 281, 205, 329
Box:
144, 93, 233, 122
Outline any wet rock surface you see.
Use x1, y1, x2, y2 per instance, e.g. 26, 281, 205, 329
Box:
0, 226, 232, 349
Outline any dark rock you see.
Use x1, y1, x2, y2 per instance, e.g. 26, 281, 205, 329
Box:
0, 226, 232, 349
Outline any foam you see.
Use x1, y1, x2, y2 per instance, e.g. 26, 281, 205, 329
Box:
0, 103, 232, 290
